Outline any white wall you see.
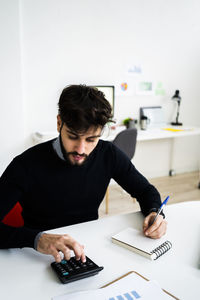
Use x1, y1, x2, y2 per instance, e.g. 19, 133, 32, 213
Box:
0, 0, 24, 174
1, 0, 200, 177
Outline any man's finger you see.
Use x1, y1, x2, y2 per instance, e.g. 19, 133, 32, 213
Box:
143, 213, 157, 231
63, 248, 71, 261
147, 220, 167, 239
69, 240, 85, 261
80, 251, 86, 263
56, 244, 71, 261
50, 246, 62, 263
144, 215, 163, 236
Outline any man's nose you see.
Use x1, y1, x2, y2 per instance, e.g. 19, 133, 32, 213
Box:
75, 140, 85, 154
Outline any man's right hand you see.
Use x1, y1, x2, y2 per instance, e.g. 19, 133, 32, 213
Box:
36, 233, 86, 263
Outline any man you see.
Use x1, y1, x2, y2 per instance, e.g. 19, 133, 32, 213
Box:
0, 85, 167, 263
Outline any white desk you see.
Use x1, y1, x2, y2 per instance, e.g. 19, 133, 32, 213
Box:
0, 201, 199, 300
137, 126, 200, 178
32, 125, 200, 183
100, 125, 200, 141
32, 126, 200, 143
32, 125, 200, 142
103, 125, 200, 178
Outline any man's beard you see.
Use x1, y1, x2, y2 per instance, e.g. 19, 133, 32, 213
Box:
59, 135, 88, 166
65, 151, 88, 166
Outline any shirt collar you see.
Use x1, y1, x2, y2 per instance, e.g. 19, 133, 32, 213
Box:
52, 136, 65, 161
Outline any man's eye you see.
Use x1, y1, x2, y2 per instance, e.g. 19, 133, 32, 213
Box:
68, 135, 78, 140
87, 139, 95, 143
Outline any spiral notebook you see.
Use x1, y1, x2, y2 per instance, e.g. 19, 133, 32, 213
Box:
111, 227, 172, 260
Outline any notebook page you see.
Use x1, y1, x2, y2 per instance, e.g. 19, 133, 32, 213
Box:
112, 227, 169, 254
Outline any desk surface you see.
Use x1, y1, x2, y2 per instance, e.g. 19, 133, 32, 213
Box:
0, 201, 199, 300
32, 125, 200, 144
104, 125, 200, 142
137, 125, 200, 141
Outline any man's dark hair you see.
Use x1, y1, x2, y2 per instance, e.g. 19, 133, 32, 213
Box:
58, 84, 113, 132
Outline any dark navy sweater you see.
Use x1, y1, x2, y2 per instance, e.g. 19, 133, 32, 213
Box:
0, 139, 161, 249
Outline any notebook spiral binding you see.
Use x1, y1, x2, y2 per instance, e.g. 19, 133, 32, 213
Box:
151, 240, 172, 260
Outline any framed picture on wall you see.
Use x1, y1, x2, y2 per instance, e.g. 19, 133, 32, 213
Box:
136, 80, 154, 95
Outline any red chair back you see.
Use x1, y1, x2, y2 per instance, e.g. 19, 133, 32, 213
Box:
2, 202, 24, 227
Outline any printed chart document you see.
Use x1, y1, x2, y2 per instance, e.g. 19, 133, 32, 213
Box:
52, 272, 177, 300
111, 227, 172, 260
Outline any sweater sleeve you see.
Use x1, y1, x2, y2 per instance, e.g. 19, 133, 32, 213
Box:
111, 144, 162, 216
0, 158, 40, 249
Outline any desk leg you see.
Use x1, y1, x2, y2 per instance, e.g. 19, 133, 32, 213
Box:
198, 137, 200, 189
169, 137, 175, 176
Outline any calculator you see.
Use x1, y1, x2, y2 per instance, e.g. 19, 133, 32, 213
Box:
51, 256, 104, 284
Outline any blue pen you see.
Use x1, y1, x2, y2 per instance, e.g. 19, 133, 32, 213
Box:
150, 196, 170, 226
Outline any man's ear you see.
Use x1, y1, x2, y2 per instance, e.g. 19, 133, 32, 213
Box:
57, 115, 62, 132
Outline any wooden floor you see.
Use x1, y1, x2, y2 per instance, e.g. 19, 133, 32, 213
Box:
99, 171, 200, 218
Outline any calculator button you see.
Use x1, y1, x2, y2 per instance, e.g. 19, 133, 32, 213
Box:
86, 261, 94, 266
61, 260, 67, 264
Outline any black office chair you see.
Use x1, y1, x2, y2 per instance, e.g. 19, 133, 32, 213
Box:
105, 128, 138, 213
112, 128, 137, 160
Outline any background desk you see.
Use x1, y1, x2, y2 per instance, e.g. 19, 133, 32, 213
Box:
32, 125, 200, 143
32, 125, 200, 179
104, 125, 200, 180
0, 201, 199, 300
137, 126, 200, 178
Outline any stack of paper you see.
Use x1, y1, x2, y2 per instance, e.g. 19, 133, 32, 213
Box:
52, 272, 176, 300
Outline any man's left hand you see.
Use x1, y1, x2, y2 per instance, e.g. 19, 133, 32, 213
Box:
143, 212, 167, 239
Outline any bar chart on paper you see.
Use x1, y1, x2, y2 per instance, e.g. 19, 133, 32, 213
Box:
105, 273, 174, 300
108, 290, 141, 299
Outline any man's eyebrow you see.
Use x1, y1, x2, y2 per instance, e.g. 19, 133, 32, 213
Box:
66, 130, 78, 136
86, 134, 101, 139
66, 130, 101, 139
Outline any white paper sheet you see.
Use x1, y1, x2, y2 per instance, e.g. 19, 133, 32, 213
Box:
52, 272, 174, 300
